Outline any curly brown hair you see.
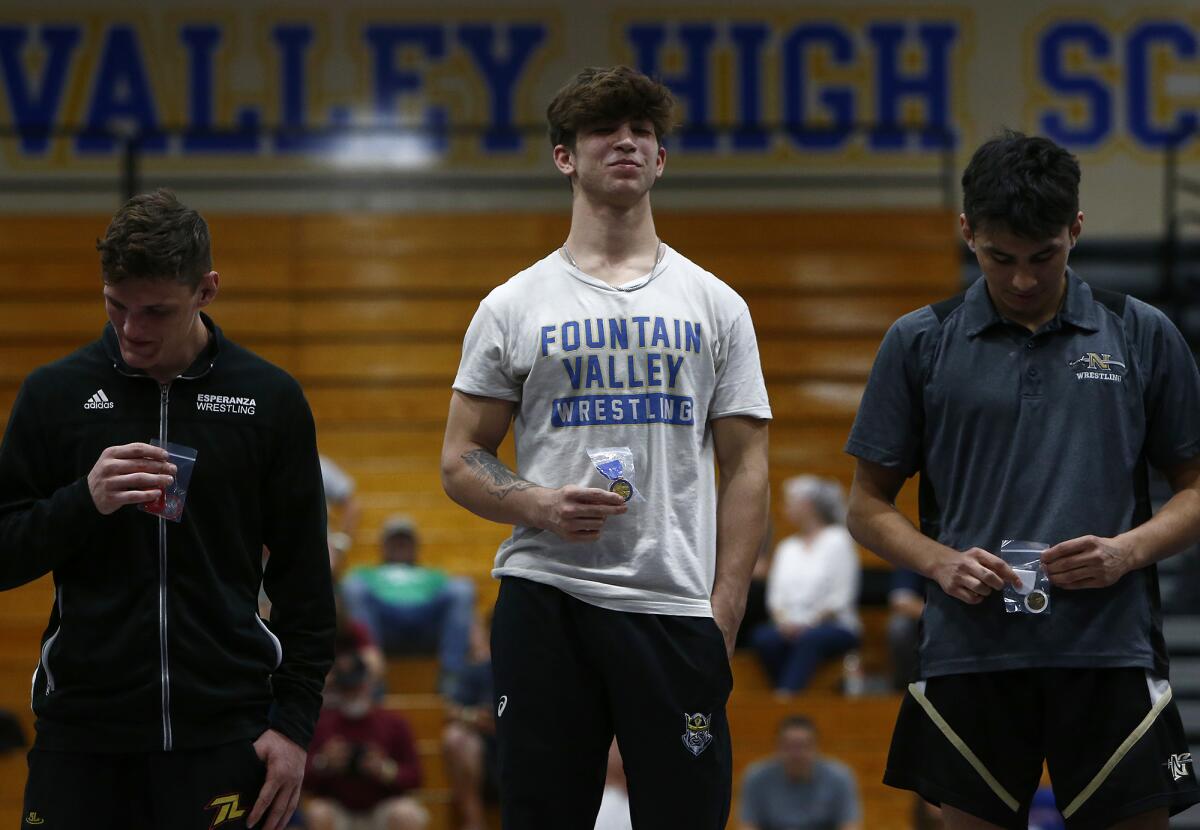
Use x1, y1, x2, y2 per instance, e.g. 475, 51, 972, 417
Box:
97, 189, 212, 289
546, 65, 675, 149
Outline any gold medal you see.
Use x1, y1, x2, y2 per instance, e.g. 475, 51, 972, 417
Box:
610, 479, 633, 501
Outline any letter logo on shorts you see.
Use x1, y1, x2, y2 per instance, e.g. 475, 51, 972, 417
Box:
497, 695, 508, 717
1165, 752, 1193, 782
681, 712, 713, 757
205, 794, 246, 828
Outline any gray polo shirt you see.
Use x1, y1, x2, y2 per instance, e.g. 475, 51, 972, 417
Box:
846, 271, 1200, 678
739, 757, 861, 830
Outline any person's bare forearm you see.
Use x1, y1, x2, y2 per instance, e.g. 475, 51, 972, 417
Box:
1118, 477, 1200, 570
442, 443, 548, 528
846, 485, 954, 579
712, 465, 769, 620
710, 419, 770, 640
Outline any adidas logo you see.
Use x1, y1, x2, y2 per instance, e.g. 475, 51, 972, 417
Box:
83, 389, 114, 410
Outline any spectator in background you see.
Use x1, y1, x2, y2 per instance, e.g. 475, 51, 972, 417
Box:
739, 715, 861, 830
340, 515, 475, 693
751, 476, 861, 693
305, 653, 428, 830
441, 614, 499, 830
320, 455, 361, 577
330, 588, 385, 700
886, 568, 925, 691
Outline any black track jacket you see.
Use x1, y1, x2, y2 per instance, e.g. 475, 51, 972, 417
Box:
0, 313, 335, 753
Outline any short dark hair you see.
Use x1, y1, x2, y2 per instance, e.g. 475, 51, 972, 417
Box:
778, 715, 817, 736
961, 130, 1081, 240
546, 65, 675, 149
97, 189, 212, 289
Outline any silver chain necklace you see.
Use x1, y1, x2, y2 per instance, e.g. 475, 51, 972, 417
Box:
561, 240, 665, 272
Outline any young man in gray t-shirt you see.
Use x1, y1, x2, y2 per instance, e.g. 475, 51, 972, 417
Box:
846, 131, 1200, 829
442, 66, 771, 829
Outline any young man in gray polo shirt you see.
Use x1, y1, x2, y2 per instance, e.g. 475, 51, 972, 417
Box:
739, 715, 861, 830
441, 66, 771, 829
846, 131, 1200, 829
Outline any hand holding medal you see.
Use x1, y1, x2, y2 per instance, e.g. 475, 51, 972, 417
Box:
587, 447, 643, 503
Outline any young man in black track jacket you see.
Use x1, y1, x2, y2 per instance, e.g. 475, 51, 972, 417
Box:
1, 190, 335, 830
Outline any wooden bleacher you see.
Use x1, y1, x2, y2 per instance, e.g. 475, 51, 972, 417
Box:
0, 209, 958, 827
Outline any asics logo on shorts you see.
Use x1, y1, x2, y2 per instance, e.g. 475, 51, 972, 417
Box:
83, 389, 114, 409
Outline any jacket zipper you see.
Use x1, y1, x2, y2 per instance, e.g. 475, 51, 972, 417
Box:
158, 382, 173, 751
111, 349, 213, 753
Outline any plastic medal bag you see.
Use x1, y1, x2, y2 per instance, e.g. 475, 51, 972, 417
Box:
138, 440, 198, 523
999, 540, 1051, 615
586, 446, 643, 503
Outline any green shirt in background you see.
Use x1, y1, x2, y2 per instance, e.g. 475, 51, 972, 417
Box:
345, 564, 448, 606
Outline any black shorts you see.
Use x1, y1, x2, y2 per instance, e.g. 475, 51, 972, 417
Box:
22, 739, 266, 829
884, 668, 1200, 829
490, 576, 734, 830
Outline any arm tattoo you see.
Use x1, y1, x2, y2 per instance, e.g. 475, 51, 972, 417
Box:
460, 448, 538, 501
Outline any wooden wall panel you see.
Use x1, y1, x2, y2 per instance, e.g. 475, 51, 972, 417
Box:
0, 211, 958, 828
0, 209, 958, 578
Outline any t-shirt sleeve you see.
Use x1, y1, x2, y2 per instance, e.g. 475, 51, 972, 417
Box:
1136, 302, 1200, 469
844, 311, 930, 476
711, 306, 772, 420
452, 300, 522, 402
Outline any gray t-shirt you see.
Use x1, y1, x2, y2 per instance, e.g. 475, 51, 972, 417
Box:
453, 245, 771, 616
739, 758, 861, 830
846, 272, 1200, 677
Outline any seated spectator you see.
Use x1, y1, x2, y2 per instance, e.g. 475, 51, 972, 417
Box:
305, 653, 428, 830
331, 588, 385, 699
739, 715, 861, 830
441, 615, 499, 830
751, 476, 861, 693
340, 515, 475, 692
886, 568, 925, 691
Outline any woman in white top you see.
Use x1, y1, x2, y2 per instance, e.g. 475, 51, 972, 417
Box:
751, 475, 862, 693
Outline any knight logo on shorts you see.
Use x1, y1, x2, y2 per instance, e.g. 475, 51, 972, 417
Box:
681, 712, 713, 757
1165, 752, 1193, 782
